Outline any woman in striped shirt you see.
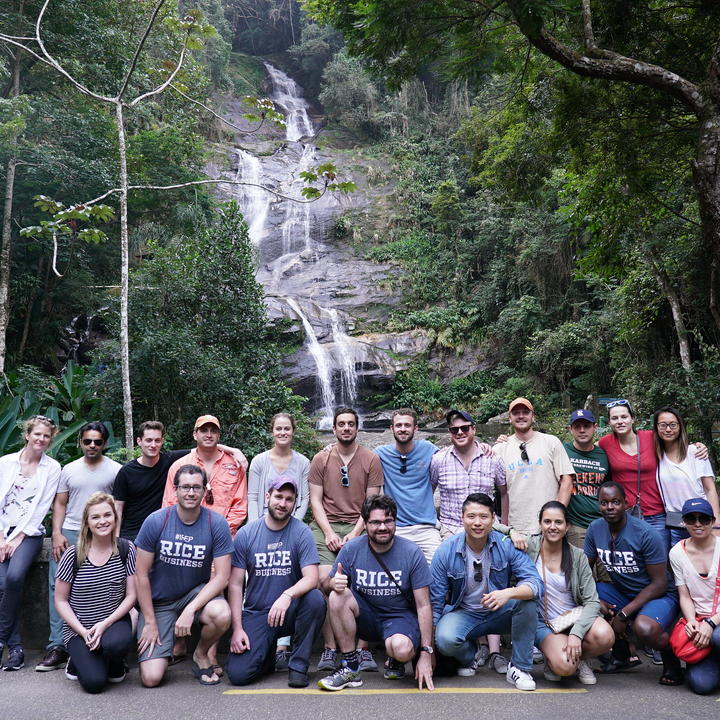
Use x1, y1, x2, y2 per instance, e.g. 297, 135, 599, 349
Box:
55, 492, 136, 692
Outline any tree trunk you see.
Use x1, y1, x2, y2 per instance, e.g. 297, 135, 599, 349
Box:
116, 101, 134, 456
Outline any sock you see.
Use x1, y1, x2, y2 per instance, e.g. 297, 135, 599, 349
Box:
343, 650, 360, 671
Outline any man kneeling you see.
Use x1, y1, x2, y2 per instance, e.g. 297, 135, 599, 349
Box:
318, 495, 434, 691
226, 477, 326, 688
134, 465, 233, 687
432, 493, 542, 691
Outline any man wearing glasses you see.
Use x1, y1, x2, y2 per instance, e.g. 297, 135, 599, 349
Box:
493, 398, 574, 540
37, 421, 122, 672
584, 481, 681, 682
134, 464, 233, 687
318, 495, 434, 691
309, 407, 383, 671
432, 493, 542, 691
375, 409, 441, 564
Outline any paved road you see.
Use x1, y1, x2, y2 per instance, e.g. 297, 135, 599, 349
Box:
4, 650, 718, 720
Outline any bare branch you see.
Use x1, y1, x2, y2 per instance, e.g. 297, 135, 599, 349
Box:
126, 41, 189, 107
117, 0, 168, 100
51, 229, 62, 277
0, 35, 54, 70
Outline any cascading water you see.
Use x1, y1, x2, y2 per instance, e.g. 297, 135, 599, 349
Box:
264, 62, 314, 141
281, 144, 316, 256
328, 308, 358, 407
232, 149, 270, 245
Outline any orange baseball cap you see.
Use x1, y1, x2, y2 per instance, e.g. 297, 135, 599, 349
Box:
508, 397, 534, 413
194, 414, 221, 430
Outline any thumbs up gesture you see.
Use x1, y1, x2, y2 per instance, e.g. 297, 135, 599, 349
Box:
332, 561, 348, 593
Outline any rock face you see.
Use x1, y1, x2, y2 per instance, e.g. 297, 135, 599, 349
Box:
207, 62, 422, 423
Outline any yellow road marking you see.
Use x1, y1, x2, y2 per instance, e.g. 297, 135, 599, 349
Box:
224, 687, 588, 695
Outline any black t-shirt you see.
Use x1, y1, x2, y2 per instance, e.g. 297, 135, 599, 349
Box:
113, 450, 190, 540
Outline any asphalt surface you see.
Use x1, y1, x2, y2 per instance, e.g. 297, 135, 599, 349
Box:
4, 649, 718, 720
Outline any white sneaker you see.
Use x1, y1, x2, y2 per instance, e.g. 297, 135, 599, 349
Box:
576, 660, 597, 685
543, 661, 561, 682
457, 646, 487, 677
532, 646, 544, 663
506, 662, 536, 691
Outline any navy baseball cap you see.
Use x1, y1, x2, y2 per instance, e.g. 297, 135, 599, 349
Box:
681, 497, 714, 519
569, 409, 597, 424
446, 409, 475, 425
268, 476, 298, 494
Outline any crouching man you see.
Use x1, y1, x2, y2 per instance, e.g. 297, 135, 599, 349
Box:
431, 493, 543, 691
226, 477, 325, 688
318, 495, 434, 691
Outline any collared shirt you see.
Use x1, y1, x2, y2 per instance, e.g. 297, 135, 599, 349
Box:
429, 441, 506, 532
162, 449, 247, 535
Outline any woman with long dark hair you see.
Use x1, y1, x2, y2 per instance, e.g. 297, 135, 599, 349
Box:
528, 501, 614, 685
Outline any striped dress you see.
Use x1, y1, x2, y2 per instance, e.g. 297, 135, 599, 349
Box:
55, 543, 136, 645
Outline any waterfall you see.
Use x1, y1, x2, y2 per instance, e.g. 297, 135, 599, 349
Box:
232, 149, 270, 245
281, 144, 316, 255
264, 62, 314, 141
328, 308, 358, 408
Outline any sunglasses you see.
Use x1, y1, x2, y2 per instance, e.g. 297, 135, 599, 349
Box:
683, 514, 713, 526
607, 399, 631, 410
32, 414, 56, 426
448, 424, 473, 436
473, 560, 483, 584
340, 465, 350, 488
82, 438, 104, 446
399, 455, 408, 474
519, 441, 529, 463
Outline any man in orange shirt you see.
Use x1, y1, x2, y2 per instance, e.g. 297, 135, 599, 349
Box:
163, 415, 247, 536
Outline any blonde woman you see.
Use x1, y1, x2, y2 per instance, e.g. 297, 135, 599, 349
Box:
55, 492, 136, 692
0, 415, 61, 670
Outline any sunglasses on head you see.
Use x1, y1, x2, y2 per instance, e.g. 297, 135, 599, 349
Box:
340, 465, 350, 488
607, 399, 631, 410
32, 414, 56, 426
683, 514, 712, 526
82, 438, 104, 446
448, 424, 473, 436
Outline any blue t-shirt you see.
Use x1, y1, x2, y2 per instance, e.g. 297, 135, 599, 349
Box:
584, 514, 674, 598
232, 517, 319, 614
330, 535, 431, 614
135, 506, 233, 603
375, 440, 438, 527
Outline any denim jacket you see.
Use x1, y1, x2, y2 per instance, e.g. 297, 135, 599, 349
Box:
430, 530, 544, 625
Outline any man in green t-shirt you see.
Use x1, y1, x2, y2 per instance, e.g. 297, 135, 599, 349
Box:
563, 410, 611, 551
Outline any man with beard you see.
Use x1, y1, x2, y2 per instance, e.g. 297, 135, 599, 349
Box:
375, 409, 440, 564
226, 477, 325, 688
309, 407, 383, 671
318, 495, 434, 691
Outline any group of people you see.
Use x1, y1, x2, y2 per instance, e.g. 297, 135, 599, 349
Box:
0, 398, 718, 696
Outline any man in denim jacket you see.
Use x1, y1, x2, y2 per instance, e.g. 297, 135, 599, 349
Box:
431, 493, 543, 690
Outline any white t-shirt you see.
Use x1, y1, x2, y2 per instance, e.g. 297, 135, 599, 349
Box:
670, 537, 720, 617
57, 456, 122, 530
536, 556, 575, 620
494, 432, 574, 534
657, 446, 715, 513
0, 470, 40, 528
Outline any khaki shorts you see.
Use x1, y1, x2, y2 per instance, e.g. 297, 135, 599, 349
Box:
567, 522, 611, 583
310, 520, 360, 565
395, 523, 442, 564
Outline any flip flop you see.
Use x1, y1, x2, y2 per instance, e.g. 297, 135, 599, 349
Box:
211, 664, 224, 678
598, 656, 642, 674
659, 671, 683, 686
191, 662, 222, 686
169, 653, 187, 666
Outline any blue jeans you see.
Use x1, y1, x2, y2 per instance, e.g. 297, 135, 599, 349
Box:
47, 528, 79, 648
435, 599, 537, 672
686, 626, 720, 695
642, 513, 670, 557
0, 535, 43, 648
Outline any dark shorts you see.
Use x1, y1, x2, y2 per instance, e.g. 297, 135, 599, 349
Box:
597, 582, 679, 631
353, 590, 420, 649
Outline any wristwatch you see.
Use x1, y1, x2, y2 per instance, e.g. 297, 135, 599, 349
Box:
420, 646, 434, 654
703, 617, 717, 629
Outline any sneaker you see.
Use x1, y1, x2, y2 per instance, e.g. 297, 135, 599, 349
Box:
457, 646, 485, 677
543, 661, 561, 682
532, 646, 544, 664
488, 651, 508, 674
506, 662, 536, 691
384, 658, 406, 680
651, 649, 663, 666
475, 644, 490, 667
358, 648, 378, 672
107, 659, 128, 684
36, 646, 69, 672
2, 647, 24, 671
317, 648, 338, 671
65, 659, 78, 681
288, 669, 309, 688
275, 649, 290, 672
317, 664, 363, 691
577, 660, 597, 685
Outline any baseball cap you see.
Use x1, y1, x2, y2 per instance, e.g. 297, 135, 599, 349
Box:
194, 415, 221, 430
681, 497, 714, 519
446, 409, 475, 425
268, 476, 298, 494
569, 409, 597, 424
508, 397, 534, 413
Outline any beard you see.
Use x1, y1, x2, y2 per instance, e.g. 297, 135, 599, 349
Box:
268, 504, 291, 523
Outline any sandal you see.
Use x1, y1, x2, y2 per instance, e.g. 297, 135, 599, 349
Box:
659, 671, 684, 686
598, 655, 642, 674
211, 664, 224, 678
191, 662, 222, 686
169, 653, 187, 666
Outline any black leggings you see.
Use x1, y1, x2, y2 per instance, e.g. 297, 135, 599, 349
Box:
65, 616, 132, 693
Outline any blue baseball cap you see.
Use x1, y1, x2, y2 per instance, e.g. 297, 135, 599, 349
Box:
446, 409, 475, 425
681, 497, 714, 519
569, 409, 597, 424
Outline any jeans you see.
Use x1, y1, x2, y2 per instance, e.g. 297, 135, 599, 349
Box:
668, 527, 689, 549
0, 535, 43, 648
686, 625, 720, 695
435, 598, 537, 672
65, 616, 132, 694
227, 589, 326, 685
642, 513, 670, 557
47, 528, 79, 648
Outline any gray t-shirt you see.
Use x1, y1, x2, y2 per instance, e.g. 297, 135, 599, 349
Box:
57, 456, 122, 530
460, 543, 490, 611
